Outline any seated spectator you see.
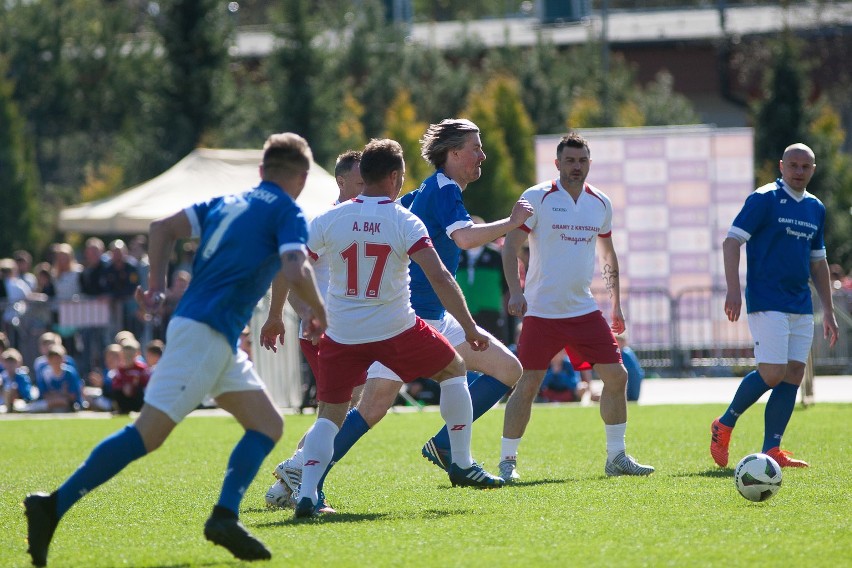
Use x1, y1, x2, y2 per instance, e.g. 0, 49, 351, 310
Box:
144, 339, 164, 369
32, 332, 77, 386
2, 348, 34, 412
539, 352, 589, 403
28, 344, 83, 413
85, 343, 122, 412
616, 333, 645, 402
110, 340, 149, 414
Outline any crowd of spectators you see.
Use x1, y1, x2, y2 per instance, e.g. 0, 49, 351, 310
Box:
0, 237, 193, 414
0, 328, 159, 414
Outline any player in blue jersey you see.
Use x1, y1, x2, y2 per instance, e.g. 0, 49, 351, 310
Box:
292, 118, 533, 494
711, 143, 838, 469
23, 133, 327, 566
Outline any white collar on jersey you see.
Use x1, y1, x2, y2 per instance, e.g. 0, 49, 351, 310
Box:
776, 178, 807, 202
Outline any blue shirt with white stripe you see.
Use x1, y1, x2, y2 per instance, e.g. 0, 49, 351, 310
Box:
402, 169, 473, 320
730, 179, 826, 314
175, 180, 308, 350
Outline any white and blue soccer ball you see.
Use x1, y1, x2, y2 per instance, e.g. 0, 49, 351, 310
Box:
734, 453, 783, 502
265, 480, 296, 510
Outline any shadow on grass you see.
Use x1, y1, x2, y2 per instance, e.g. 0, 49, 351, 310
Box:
499, 478, 572, 488
255, 512, 388, 527
671, 468, 734, 478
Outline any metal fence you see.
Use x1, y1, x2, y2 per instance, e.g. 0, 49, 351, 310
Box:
3, 287, 851, 378
592, 286, 852, 376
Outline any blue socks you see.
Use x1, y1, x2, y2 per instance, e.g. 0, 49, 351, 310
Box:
762, 382, 799, 452
317, 408, 370, 491
216, 430, 275, 515
56, 425, 147, 519
432, 373, 509, 452
719, 370, 770, 428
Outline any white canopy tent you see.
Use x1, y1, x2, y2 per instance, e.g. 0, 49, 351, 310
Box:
58, 148, 338, 233
58, 148, 340, 408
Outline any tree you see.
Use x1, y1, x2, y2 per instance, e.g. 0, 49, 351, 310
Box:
267, 0, 340, 164
383, 90, 429, 192
154, 0, 230, 169
489, 76, 537, 188
807, 103, 852, 269
462, 82, 521, 222
752, 34, 810, 178
0, 59, 39, 256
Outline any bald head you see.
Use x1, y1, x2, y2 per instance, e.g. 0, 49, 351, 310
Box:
780, 143, 816, 192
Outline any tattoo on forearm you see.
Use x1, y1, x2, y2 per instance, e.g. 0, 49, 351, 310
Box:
602, 264, 618, 298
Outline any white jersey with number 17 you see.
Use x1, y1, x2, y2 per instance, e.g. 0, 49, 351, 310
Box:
308, 195, 433, 344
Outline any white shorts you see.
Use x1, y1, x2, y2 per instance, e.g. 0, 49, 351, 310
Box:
144, 317, 265, 423
366, 313, 481, 382
747, 311, 814, 365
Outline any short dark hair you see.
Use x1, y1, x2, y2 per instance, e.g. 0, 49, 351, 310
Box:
360, 139, 404, 184
334, 150, 362, 178
556, 132, 590, 158
262, 133, 312, 178
420, 118, 479, 169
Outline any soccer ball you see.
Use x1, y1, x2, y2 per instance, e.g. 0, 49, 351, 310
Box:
734, 453, 783, 502
265, 480, 295, 510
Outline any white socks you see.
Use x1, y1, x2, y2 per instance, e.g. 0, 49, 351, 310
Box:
299, 418, 339, 504
501, 437, 521, 462
439, 375, 474, 468
605, 422, 627, 460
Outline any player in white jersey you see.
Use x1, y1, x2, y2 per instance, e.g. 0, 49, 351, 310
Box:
710, 143, 838, 469
289, 139, 504, 519
24, 133, 327, 565
501, 132, 654, 479
262, 151, 366, 512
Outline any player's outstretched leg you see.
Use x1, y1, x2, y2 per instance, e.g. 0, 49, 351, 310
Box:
204, 508, 271, 561
23, 493, 59, 568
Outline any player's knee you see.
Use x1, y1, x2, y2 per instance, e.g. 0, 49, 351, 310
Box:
500, 356, 523, 386
434, 356, 466, 382
601, 367, 628, 389
262, 413, 284, 443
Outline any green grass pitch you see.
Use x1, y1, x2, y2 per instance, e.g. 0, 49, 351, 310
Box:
1, 403, 849, 567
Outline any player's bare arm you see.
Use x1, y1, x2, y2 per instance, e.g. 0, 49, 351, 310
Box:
260, 270, 291, 352
810, 257, 839, 348
279, 250, 327, 341
597, 236, 626, 334
450, 198, 534, 250
411, 247, 489, 351
135, 210, 192, 314
502, 228, 529, 318
722, 237, 743, 322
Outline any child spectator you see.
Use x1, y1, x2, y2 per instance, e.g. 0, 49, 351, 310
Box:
32, 332, 77, 387
85, 343, 123, 412
144, 340, 164, 369
538, 352, 590, 403
28, 344, 83, 413
110, 340, 149, 414
2, 348, 34, 412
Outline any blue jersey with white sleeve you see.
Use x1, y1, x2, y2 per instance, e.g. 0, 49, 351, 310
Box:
729, 179, 826, 314
403, 169, 473, 319
175, 180, 309, 350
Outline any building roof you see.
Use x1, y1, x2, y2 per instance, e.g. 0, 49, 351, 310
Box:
231, 3, 852, 57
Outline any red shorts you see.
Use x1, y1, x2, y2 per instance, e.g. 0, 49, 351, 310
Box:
299, 338, 320, 378
517, 312, 621, 371
317, 317, 456, 404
